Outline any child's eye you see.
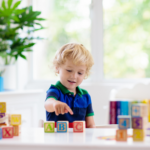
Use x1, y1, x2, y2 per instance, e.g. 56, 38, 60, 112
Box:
67, 70, 72, 72
78, 72, 82, 75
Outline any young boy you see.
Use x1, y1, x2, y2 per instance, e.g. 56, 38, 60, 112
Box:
44, 43, 95, 128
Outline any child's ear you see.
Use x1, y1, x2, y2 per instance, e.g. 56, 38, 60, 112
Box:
56, 66, 59, 74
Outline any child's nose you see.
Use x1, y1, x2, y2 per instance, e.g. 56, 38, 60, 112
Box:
71, 72, 77, 78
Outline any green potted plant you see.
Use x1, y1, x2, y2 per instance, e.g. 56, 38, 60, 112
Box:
0, 0, 45, 90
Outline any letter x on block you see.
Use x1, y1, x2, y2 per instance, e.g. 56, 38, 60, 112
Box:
73, 121, 85, 133
44, 121, 55, 133
2, 126, 14, 138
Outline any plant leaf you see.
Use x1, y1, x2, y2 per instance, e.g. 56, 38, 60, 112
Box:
2, 0, 7, 10
8, 0, 13, 8
19, 53, 26, 59
12, 1, 21, 11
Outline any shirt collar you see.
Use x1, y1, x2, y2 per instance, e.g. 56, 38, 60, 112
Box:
55, 81, 83, 97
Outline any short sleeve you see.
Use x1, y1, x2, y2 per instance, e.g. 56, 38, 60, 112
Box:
46, 86, 60, 101
86, 94, 94, 117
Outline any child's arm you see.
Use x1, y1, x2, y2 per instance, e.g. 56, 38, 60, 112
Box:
44, 98, 73, 116
85, 116, 96, 128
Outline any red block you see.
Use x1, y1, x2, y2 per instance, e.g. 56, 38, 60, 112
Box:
2, 126, 14, 138
73, 121, 85, 132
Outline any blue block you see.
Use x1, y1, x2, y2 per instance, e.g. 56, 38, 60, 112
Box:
57, 121, 68, 133
132, 105, 140, 117
118, 116, 131, 129
0, 128, 2, 139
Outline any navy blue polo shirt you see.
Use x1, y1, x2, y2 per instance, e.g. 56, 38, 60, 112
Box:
45, 81, 94, 123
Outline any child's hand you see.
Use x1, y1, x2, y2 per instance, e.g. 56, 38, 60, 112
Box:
53, 101, 73, 116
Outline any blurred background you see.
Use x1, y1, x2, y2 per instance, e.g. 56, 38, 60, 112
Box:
1, 0, 150, 127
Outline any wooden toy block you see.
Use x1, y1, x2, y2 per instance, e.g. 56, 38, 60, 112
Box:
44, 121, 55, 133
0, 123, 7, 127
140, 104, 148, 117
57, 121, 68, 133
0, 128, 2, 139
146, 128, 150, 136
132, 104, 140, 117
10, 114, 21, 125
0, 113, 5, 124
2, 126, 14, 138
0, 102, 6, 113
133, 129, 144, 141
73, 121, 85, 132
132, 117, 143, 129
148, 100, 150, 122
118, 115, 131, 129
116, 129, 127, 141
13, 125, 19, 136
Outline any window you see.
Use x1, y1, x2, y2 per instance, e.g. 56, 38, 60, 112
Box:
103, 0, 150, 79
32, 0, 92, 80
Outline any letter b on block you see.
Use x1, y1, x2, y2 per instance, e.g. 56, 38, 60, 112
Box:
57, 121, 68, 133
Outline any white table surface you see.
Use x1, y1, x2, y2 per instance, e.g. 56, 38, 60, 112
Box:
0, 128, 150, 150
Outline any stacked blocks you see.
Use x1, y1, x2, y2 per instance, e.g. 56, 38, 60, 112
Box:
131, 104, 147, 141
44, 121, 85, 133
116, 103, 148, 142
0, 102, 22, 139
116, 115, 130, 141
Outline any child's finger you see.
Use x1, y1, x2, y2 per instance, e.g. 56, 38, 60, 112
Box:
55, 107, 59, 116
61, 107, 65, 114
65, 105, 73, 115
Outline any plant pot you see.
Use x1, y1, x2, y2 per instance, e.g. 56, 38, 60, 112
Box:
0, 76, 4, 91
0, 65, 17, 90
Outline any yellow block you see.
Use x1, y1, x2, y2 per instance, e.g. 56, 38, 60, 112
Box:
148, 100, 150, 122
0, 102, 6, 113
10, 114, 21, 125
133, 129, 144, 141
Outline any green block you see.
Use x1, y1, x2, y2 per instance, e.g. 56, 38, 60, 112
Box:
44, 121, 55, 133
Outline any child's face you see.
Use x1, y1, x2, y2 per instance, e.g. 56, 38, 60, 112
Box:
57, 59, 86, 94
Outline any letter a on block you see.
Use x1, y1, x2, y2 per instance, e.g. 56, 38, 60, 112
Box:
73, 121, 85, 132
44, 121, 55, 133
10, 114, 21, 125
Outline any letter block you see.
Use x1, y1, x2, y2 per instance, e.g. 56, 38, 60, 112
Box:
73, 121, 85, 133
57, 121, 68, 133
133, 129, 144, 141
132, 105, 140, 117
13, 125, 19, 136
0, 123, 7, 127
10, 114, 21, 125
44, 121, 55, 133
2, 126, 14, 138
146, 128, 150, 136
0, 102, 6, 113
116, 129, 127, 141
132, 104, 148, 117
0, 128, 2, 139
0, 113, 5, 124
132, 117, 143, 129
118, 115, 131, 129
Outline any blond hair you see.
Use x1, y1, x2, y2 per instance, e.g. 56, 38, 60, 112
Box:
53, 43, 94, 78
